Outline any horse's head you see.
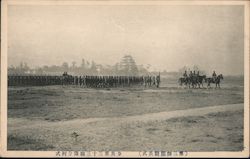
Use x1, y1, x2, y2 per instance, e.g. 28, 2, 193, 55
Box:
219, 74, 223, 79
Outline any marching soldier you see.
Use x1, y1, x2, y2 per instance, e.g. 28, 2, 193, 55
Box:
152, 76, 156, 86
156, 73, 160, 88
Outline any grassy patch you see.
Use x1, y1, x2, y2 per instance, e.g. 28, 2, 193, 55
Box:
8, 134, 54, 150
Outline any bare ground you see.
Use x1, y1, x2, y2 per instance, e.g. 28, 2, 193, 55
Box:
8, 86, 243, 121
7, 85, 244, 151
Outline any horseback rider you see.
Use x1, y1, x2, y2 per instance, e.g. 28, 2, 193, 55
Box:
212, 71, 217, 82
183, 70, 188, 85
189, 71, 193, 78
183, 70, 188, 78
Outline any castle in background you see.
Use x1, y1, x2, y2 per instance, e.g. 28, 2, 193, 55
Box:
8, 55, 148, 76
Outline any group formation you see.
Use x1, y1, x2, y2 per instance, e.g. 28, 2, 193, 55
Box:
8, 72, 161, 88
179, 70, 224, 88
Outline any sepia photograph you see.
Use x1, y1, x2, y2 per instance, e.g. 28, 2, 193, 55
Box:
1, 0, 249, 157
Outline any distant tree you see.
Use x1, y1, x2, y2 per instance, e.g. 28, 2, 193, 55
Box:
35, 67, 44, 75
62, 62, 69, 71
23, 62, 30, 72
71, 61, 77, 69
46, 65, 59, 72
146, 64, 151, 70
19, 62, 24, 69
178, 66, 188, 75
43, 65, 49, 70
193, 65, 199, 72
114, 63, 119, 75
90, 61, 97, 75
193, 65, 206, 75
137, 64, 149, 76
91, 61, 96, 69
15, 62, 27, 74
81, 59, 85, 69
86, 61, 90, 69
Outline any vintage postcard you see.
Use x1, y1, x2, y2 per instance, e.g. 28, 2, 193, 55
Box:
1, 0, 249, 158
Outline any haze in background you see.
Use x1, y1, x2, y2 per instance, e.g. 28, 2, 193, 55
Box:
8, 5, 244, 75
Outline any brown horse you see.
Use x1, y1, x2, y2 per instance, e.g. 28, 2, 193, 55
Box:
178, 77, 189, 87
205, 74, 223, 88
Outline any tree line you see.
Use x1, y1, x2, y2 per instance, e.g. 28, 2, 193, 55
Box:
8, 58, 149, 76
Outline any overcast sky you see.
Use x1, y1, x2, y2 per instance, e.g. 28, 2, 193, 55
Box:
8, 5, 244, 75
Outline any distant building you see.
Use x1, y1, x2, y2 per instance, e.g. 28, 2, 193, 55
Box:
118, 55, 139, 76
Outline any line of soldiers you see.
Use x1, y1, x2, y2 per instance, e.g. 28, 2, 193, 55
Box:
8, 73, 161, 88
8, 75, 62, 86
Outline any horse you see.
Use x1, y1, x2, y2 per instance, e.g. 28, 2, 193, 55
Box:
205, 74, 223, 88
196, 75, 206, 88
186, 75, 199, 88
178, 77, 189, 88
179, 75, 206, 89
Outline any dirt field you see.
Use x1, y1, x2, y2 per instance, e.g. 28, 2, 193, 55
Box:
7, 78, 244, 151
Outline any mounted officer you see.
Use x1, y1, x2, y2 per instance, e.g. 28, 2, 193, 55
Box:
189, 71, 193, 78
212, 71, 217, 82
183, 70, 187, 77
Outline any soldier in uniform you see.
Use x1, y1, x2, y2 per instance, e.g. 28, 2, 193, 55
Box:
182, 70, 188, 85
189, 71, 193, 78
189, 71, 194, 87
156, 73, 160, 88
183, 70, 188, 78
212, 71, 217, 82
152, 76, 156, 86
